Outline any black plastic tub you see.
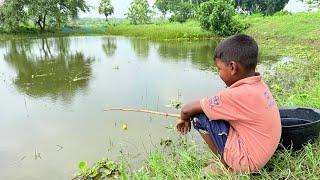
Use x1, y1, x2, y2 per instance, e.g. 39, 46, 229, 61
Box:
280, 107, 320, 150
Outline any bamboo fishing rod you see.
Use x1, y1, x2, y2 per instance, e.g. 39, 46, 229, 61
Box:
104, 108, 181, 118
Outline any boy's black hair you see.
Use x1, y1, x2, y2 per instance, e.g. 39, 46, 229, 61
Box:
214, 34, 258, 70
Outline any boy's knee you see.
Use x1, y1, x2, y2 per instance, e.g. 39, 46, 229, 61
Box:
192, 113, 210, 133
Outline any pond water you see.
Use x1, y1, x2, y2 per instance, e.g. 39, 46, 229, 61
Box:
0, 36, 277, 179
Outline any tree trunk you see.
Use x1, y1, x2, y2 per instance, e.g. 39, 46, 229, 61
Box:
37, 16, 44, 31
37, 13, 47, 32
57, 16, 61, 28
104, 13, 109, 23
42, 13, 46, 32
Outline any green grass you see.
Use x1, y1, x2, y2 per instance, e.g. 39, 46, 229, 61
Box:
243, 12, 320, 40
134, 138, 320, 179
102, 12, 320, 41
104, 20, 215, 40
0, 19, 214, 41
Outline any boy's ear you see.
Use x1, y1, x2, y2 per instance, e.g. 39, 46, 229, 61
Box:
229, 61, 238, 75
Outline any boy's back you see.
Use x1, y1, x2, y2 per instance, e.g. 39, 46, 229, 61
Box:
201, 74, 281, 172
176, 34, 281, 173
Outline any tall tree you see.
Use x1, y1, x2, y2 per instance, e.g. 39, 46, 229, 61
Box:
236, 0, 289, 15
28, 0, 56, 32
153, 0, 209, 22
28, 0, 89, 31
98, 0, 114, 22
126, 0, 151, 25
169, 1, 193, 22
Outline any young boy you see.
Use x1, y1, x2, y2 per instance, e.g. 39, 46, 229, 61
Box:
176, 34, 281, 173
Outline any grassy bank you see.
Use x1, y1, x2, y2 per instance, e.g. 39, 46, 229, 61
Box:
104, 20, 214, 40
74, 12, 320, 179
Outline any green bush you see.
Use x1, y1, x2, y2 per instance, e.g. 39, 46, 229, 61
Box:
197, 0, 245, 36
273, 10, 293, 16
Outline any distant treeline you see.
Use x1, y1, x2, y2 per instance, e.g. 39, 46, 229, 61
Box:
0, 0, 318, 34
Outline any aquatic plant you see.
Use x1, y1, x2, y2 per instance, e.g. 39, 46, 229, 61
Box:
74, 159, 123, 179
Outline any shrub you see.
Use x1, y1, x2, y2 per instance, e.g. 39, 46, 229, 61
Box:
274, 10, 292, 16
197, 0, 245, 36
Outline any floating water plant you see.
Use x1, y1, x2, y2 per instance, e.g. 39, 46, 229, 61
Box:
165, 99, 182, 109
74, 159, 122, 179
165, 91, 183, 109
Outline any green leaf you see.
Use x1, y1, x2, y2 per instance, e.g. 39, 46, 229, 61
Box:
106, 160, 117, 170
103, 169, 112, 176
78, 161, 87, 173
89, 170, 98, 178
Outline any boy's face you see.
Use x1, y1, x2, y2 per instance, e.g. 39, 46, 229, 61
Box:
215, 58, 237, 87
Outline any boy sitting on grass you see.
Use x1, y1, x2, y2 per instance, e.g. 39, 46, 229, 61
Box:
176, 34, 281, 173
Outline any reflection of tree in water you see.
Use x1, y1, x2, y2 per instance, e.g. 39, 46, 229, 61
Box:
3, 38, 93, 102
157, 40, 219, 70
130, 38, 150, 58
102, 37, 117, 57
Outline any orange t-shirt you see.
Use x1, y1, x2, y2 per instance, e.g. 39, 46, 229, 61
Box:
200, 74, 281, 172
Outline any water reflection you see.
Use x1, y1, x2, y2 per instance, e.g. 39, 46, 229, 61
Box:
157, 40, 219, 70
3, 38, 93, 102
102, 37, 117, 57
130, 38, 150, 58
125, 38, 220, 70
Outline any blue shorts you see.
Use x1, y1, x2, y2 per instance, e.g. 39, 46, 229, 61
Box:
192, 113, 230, 156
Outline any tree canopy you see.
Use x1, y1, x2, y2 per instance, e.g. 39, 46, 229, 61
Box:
126, 0, 152, 25
98, 0, 114, 22
153, 0, 169, 17
236, 0, 290, 15
154, 0, 210, 22
0, 0, 89, 31
0, 0, 28, 29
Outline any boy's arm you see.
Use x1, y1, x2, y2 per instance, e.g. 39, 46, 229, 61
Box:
180, 101, 203, 121
176, 101, 203, 135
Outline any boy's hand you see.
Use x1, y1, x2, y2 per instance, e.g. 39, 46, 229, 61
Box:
176, 119, 191, 135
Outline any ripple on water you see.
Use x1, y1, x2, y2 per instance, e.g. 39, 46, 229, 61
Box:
0, 148, 24, 169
